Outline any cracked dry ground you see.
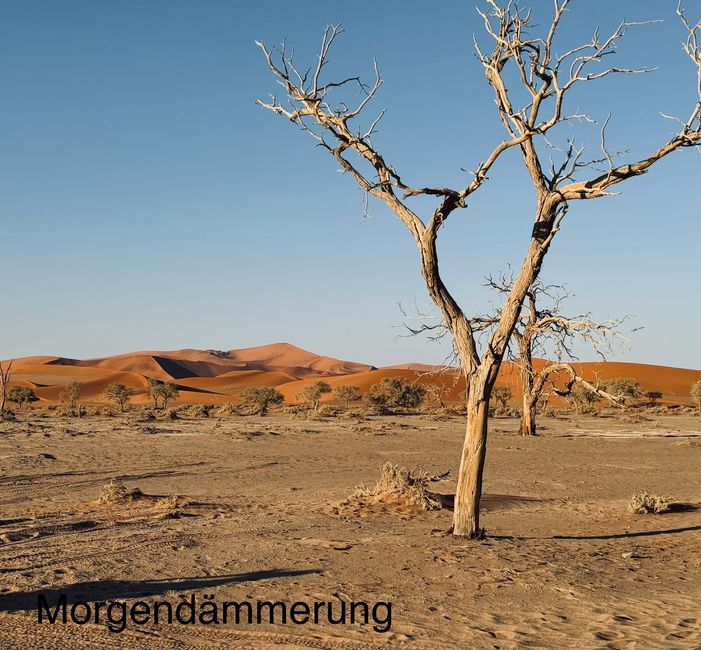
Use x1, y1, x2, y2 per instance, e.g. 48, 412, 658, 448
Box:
0, 412, 699, 649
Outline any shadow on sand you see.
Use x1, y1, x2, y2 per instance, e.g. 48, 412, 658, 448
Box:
0, 568, 321, 613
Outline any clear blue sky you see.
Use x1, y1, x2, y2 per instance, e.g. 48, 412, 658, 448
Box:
1, 0, 699, 368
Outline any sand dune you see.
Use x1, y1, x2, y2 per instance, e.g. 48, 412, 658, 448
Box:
2, 346, 700, 406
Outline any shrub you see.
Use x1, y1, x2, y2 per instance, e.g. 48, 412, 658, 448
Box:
567, 384, 599, 413
297, 381, 332, 410
187, 404, 212, 418
365, 377, 426, 410
334, 384, 361, 408
239, 387, 284, 415
645, 390, 663, 406
350, 462, 441, 511
9, 386, 37, 410
59, 380, 83, 415
492, 385, 512, 409
602, 378, 643, 405
629, 491, 671, 514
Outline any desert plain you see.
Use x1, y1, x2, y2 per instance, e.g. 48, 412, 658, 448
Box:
0, 344, 700, 649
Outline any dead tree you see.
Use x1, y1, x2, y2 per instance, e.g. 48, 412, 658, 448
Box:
0, 360, 13, 417
257, 2, 701, 538
484, 277, 631, 435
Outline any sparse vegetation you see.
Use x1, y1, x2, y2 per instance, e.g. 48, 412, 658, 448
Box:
492, 385, 512, 409
97, 479, 142, 504
365, 377, 426, 411
103, 382, 134, 412
298, 380, 332, 410
349, 462, 442, 512
334, 384, 361, 408
9, 386, 37, 410
239, 386, 284, 415
567, 383, 599, 414
147, 379, 180, 409
602, 378, 643, 406
646, 390, 663, 406
59, 380, 83, 416
629, 491, 671, 515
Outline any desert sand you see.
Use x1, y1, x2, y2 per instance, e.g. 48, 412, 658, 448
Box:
0, 407, 700, 648
1, 344, 700, 648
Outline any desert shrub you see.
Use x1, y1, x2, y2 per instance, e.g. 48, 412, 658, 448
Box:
9, 386, 37, 410
297, 381, 332, 410
103, 383, 134, 412
97, 479, 142, 504
602, 378, 643, 406
334, 384, 361, 408
567, 383, 599, 413
158, 407, 180, 420
316, 404, 341, 417
645, 390, 663, 406
365, 377, 426, 411
187, 404, 212, 418
350, 462, 441, 511
629, 491, 671, 514
239, 387, 284, 415
691, 381, 701, 414
492, 385, 512, 409
216, 402, 238, 416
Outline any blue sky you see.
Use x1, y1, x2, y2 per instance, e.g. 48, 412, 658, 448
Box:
1, 0, 699, 368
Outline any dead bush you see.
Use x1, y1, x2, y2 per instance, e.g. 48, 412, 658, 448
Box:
629, 491, 671, 514
350, 462, 442, 511
97, 479, 143, 504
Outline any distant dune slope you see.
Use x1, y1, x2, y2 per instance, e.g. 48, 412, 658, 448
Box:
2, 345, 699, 406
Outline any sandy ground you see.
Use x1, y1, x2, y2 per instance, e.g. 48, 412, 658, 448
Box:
0, 410, 699, 649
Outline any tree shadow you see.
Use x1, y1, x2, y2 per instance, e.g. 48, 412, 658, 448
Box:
0, 568, 321, 613
553, 524, 701, 540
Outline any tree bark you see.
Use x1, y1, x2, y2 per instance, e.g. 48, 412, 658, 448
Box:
518, 346, 536, 436
452, 372, 492, 538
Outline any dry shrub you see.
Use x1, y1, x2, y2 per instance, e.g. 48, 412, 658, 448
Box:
629, 491, 671, 514
187, 404, 212, 418
158, 408, 180, 420
97, 479, 142, 504
216, 403, 238, 417
154, 495, 190, 510
350, 462, 441, 511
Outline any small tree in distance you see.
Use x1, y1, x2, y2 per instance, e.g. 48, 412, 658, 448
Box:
298, 381, 332, 411
9, 386, 37, 410
104, 383, 134, 413
240, 387, 284, 415
646, 391, 663, 406
334, 384, 361, 408
60, 380, 83, 416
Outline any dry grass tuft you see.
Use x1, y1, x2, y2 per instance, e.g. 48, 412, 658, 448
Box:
350, 462, 441, 511
629, 491, 671, 514
97, 479, 142, 504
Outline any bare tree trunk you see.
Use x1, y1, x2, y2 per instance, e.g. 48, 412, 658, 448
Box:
452, 370, 493, 538
518, 345, 536, 436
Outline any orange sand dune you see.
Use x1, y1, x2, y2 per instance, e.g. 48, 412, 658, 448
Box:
3, 345, 700, 407
177, 370, 298, 395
